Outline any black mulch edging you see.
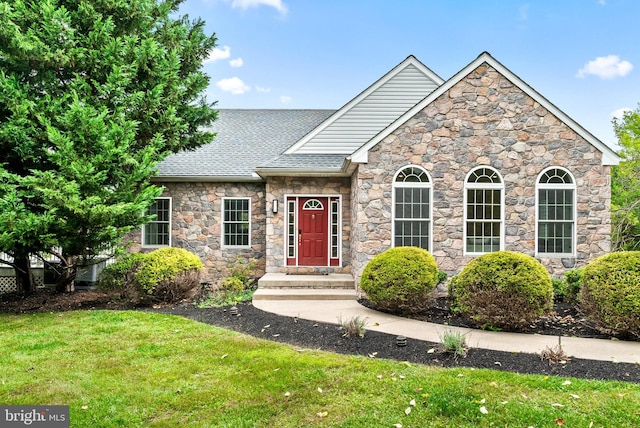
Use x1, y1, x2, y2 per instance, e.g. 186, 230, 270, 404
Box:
151, 302, 640, 383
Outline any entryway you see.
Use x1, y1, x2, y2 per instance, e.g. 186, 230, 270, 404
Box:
285, 196, 341, 267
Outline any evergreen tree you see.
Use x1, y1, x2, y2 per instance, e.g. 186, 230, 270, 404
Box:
612, 105, 640, 251
0, 0, 217, 293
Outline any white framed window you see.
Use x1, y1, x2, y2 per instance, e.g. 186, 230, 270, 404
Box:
330, 199, 340, 259
392, 165, 432, 250
464, 167, 503, 254
536, 167, 576, 256
222, 197, 251, 248
287, 199, 296, 259
142, 197, 171, 247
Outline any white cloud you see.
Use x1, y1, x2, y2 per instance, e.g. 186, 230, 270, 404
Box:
256, 86, 271, 93
229, 57, 244, 68
280, 95, 292, 104
519, 4, 530, 20
205, 46, 231, 63
577, 55, 633, 79
231, 0, 287, 14
216, 77, 250, 94
611, 107, 632, 120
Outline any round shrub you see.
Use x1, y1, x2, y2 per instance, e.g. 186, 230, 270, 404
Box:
450, 251, 553, 330
360, 246, 439, 314
580, 251, 640, 338
135, 247, 203, 302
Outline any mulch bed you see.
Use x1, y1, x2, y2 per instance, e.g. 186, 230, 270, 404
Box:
2, 288, 639, 383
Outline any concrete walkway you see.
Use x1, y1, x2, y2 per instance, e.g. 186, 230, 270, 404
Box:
253, 299, 640, 364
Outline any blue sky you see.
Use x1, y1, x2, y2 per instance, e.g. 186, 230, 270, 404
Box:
179, 0, 639, 146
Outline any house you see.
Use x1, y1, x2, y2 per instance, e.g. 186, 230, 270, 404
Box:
128, 52, 620, 287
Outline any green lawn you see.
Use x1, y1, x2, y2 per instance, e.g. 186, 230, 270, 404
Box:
1, 310, 638, 427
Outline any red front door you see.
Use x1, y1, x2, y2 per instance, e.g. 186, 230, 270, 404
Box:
298, 197, 328, 266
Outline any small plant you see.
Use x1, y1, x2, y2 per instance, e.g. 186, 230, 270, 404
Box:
196, 286, 256, 308
552, 278, 567, 302
220, 276, 244, 293
437, 271, 448, 284
563, 268, 584, 303
226, 255, 257, 289
196, 256, 258, 308
540, 338, 570, 366
439, 330, 468, 358
338, 315, 368, 338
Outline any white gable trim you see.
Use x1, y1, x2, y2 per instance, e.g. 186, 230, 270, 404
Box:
284, 56, 444, 155
350, 52, 620, 166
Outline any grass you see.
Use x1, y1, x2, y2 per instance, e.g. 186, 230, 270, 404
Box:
1, 311, 639, 427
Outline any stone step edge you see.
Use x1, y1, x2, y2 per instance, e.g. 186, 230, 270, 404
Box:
258, 283, 355, 290
253, 288, 357, 301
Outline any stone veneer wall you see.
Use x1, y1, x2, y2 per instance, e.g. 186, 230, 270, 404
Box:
128, 181, 266, 285
351, 63, 611, 282
266, 176, 352, 274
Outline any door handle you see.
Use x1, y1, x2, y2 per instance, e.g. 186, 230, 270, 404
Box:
298, 229, 302, 245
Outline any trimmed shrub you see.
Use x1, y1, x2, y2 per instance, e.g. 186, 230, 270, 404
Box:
580, 252, 640, 338
450, 251, 553, 330
135, 247, 203, 302
99, 248, 203, 303
360, 246, 439, 314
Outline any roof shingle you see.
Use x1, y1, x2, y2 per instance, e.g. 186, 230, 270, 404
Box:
157, 109, 335, 179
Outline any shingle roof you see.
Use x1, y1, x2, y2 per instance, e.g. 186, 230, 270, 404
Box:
156, 109, 335, 180
258, 153, 347, 170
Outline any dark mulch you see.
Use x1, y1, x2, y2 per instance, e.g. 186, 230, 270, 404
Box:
153, 300, 640, 384
2, 289, 639, 383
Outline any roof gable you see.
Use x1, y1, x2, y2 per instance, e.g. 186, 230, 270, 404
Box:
350, 52, 620, 166
284, 56, 444, 155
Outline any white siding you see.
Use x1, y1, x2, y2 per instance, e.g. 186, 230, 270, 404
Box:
292, 64, 440, 154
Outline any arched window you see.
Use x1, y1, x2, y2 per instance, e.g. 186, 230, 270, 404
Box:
392, 165, 431, 250
302, 199, 324, 210
464, 167, 503, 254
537, 167, 576, 256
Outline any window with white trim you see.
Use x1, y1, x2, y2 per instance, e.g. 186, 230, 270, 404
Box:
537, 168, 575, 255
143, 197, 171, 247
223, 198, 251, 247
465, 167, 503, 254
393, 165, 431, 250
330, 199, 339, 259
287, 199, 296, 258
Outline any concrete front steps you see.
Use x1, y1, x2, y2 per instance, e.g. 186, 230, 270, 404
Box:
254, 273, 357, 301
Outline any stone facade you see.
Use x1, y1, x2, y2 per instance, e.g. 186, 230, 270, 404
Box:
129, 181, 267, 285
351, 64, 611, 281
266, 176, 352, 274
128, 62, 614, 287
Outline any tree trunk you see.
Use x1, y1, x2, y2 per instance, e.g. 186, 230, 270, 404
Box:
55, 256, 76, 293
13, 254, 36, 295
